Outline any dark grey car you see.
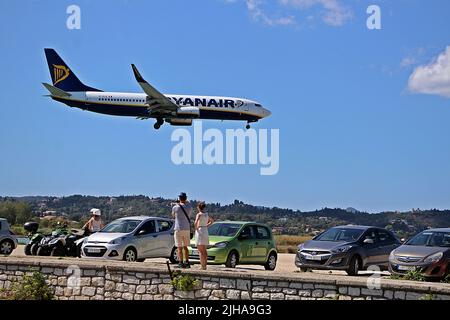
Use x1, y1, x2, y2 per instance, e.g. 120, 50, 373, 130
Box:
295, 225, 401, 275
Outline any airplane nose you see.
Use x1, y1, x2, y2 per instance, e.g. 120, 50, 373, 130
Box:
264, 109, 272, 118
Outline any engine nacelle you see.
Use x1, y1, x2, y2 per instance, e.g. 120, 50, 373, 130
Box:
167, 118, 193, 126
177, 107, 200, 118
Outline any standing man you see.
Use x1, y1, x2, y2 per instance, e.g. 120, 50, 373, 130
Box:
172, 192, 192, 268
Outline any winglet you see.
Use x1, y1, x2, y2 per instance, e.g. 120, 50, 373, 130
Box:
131, 64, 146, 83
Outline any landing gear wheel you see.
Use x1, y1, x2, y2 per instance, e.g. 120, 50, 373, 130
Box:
246, 124, 251, 129
154, 118, 164, 130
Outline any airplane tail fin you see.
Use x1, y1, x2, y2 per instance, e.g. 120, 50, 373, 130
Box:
44, 48, 102, 92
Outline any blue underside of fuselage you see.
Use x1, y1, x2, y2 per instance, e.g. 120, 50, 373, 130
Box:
54, 98, 261, 122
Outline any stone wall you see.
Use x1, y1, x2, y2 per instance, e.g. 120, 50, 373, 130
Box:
1, 256, 449, 300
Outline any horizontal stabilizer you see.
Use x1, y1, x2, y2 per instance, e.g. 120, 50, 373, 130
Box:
42, 83, 72, 97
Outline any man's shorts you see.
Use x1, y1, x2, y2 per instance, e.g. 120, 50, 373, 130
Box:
174, 230, 190, 247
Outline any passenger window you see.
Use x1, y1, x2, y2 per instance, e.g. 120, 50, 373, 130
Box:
239, 226, 256, 240
157, 220, 172, 232
362, 230, 378, 243
378, 230, 394, 242
256, 226, 270, 239
136, 220, 156, 235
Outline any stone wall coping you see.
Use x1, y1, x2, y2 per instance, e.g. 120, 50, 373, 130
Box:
2, 256, 449, 294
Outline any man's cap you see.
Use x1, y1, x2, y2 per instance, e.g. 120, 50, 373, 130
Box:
178, 192, 187, 198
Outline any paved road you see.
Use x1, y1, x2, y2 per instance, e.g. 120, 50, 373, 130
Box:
12, 244, 390, 278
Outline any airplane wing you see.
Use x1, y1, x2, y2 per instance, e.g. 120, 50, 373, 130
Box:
131, 64, 178, 115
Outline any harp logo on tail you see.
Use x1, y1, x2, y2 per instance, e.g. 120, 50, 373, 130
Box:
53, 64, 70, 85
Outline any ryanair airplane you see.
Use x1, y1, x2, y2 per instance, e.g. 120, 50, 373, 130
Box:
42, 49, 271, 129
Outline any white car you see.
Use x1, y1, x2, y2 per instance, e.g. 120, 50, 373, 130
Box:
0, 218, 18, 255
81, 216, 178, 263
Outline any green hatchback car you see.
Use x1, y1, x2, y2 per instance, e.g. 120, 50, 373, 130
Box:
188, 221, 278, 270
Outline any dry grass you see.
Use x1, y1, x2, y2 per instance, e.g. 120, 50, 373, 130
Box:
275, 235, 311, 254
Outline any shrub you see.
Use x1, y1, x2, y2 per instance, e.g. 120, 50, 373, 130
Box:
1, 272, 54, 300
170, 272, 199, 291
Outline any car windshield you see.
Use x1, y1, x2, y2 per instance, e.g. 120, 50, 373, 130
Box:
100, 219, 141, 233
208, 223, 242, 237
315, 228, 364, 242
405, 231, 450, 247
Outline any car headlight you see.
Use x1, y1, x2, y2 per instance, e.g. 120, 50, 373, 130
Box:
214, 241, 229, 248
424, 252, 443, 264
332, 245, 352, 253
297, 243, 304, 252
389, 250, 396, 262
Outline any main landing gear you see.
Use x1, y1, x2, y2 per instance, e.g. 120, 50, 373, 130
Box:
154, 118, 164, 130
246, 120, 256, 129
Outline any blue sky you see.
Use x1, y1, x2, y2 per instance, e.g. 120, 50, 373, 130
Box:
1, 0, 450, 212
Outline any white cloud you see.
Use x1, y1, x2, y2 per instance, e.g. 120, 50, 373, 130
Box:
280, 0, 353, 26
225, 0, 351, 27
246, 0, 295, 26
408, 46, 450, 98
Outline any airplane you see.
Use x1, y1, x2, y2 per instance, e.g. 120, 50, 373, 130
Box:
42, 49, 271, 130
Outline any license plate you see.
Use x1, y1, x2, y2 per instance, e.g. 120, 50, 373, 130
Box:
87, 248, 101, 253
304, 254, 322, 261
191, 249, 198, 255
398, 265, 414, 271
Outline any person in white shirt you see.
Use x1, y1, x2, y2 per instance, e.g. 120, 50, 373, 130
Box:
83, 208, 104, 234
194, 202, 214, 270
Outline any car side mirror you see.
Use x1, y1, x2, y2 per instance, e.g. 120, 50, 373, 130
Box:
137, 229, 146, 236
239, 234, 249, 240
363, 238, 374, 244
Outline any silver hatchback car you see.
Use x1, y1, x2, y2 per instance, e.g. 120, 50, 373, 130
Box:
81, 216, 178, 262
0, 218, 18, 255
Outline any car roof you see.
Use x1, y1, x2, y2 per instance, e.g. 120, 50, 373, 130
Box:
333, 225, 377, 230
0, 218, 6, 221
215, 221, 269, 227
115, 216, 172, 222
422, 228, 450, 233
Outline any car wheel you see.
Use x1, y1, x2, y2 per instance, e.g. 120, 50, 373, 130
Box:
346, 255, 360, 276
24, 243, 32, 255
0, 239, 14, 255
169, 247, 179, 264
225, 251, 239, 268
30, 243, 39, 255
299, 267, 309, 272
123, 247, 137, 262
264, 252, 277, 271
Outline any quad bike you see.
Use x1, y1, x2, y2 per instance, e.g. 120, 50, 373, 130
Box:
23, 222, 44, 255
47, 227, 90, 257
36, 225, 70, 256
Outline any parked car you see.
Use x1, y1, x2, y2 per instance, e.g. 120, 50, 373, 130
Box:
0, 218, 18, 256
389, 228, 450, 280
295, 225, 401, 275
81, 216, 178, 263
188, 221, 278, 270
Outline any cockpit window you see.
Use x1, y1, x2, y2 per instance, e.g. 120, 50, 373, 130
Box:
255, 104, 262, 107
